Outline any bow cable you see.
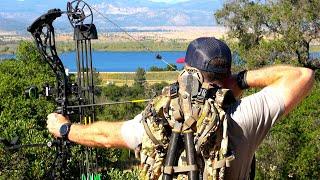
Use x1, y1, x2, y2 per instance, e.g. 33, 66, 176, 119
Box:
84, 1, 179, 71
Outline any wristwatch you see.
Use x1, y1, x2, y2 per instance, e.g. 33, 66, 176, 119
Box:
59, 123, 72, 140
237, 70, 249, 90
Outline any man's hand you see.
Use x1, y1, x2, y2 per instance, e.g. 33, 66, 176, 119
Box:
222, 74, 243, 99
47, 113, 71, 138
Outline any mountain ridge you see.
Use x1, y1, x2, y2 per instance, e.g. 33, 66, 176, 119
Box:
0, 0, 222, 33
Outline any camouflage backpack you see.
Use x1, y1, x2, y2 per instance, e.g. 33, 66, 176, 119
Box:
139, 67, 236, 180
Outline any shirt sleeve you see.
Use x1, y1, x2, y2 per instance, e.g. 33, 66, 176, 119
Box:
229, 87, 285, 148
120, 113, 144, 149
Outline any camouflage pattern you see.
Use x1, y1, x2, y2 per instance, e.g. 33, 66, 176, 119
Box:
140, 68, 235, 180
140, 96, 170, 180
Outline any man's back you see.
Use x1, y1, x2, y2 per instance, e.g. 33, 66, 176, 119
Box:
225, 87, 285, 179
120, 87, 285, 179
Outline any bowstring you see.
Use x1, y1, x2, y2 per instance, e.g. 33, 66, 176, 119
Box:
84, 1, 179, 72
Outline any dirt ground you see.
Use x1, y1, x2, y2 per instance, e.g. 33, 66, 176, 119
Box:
56, 26, 228, 42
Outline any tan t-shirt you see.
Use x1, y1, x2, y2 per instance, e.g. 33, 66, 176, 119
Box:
121, 87, 285, 179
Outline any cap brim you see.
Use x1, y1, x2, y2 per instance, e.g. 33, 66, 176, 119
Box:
176, 57, 185, 64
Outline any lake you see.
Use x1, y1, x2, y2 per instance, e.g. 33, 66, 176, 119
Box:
60, 51, 186, 72
1, 51, 319, 72
0, 51, 186, 72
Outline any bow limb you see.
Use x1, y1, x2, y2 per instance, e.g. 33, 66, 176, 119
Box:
28, 8, 72, 179
28, 9, 69, 115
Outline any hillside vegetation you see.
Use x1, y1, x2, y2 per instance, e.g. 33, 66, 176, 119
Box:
1, 0, 320, 179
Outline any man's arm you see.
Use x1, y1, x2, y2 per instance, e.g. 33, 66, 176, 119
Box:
245, 65, 315, 115
226, 65, 315, 147
47, 113, 129, 149
224, 65, 315, 110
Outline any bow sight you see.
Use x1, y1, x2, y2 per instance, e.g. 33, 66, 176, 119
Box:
25, 83, 78, 100
23, 0, 100, 179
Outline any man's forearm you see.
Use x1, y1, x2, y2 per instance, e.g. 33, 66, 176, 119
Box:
246, 65, 303, 88
245, 65, 315, 114
226, 66, 309, 94
68, 121, 129, 149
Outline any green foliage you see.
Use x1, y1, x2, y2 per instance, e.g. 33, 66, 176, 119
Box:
0, 41, 56, 178
134, 67, 147, 87
106, 168, 139, 180
149, 81, 169, 96
149, 64, 178, 71
96, 79, 168, 121
149, 66, 166, 71
97, 84, 146, 121
256, 80, 320, 179
215, 0, 320, 69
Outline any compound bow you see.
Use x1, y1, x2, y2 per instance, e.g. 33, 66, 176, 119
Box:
2, 0, 176, 179
26, 0, 100, 179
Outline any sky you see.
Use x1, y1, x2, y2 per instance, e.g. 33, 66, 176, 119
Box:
13, 0, 191, 2
149, 0, 191, 3
0, 0, 220, 31
12, 0, 192, 4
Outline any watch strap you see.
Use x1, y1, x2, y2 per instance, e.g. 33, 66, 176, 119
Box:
237, 70, 249, 90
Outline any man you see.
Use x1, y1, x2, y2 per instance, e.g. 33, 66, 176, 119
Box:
47, 37, 315, 179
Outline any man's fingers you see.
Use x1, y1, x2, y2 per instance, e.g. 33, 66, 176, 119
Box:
47, 113, 70, 124
47, 113, 58, 121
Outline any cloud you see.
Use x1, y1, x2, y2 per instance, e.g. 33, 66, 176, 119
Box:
93, 3, 150, 15
169, 13, 190, 25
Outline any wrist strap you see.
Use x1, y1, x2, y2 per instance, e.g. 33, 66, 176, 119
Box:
237, 70, 249, 89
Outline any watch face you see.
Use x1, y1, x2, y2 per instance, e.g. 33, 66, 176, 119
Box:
60, 124, 70, 137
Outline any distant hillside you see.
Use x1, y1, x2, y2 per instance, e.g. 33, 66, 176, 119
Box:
0, 0, 222, 34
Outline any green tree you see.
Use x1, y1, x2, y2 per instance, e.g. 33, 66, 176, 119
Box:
149, 64, 177, 72
165, 64, 177, 71
0, 41, 55, 178
149, 66, 165, 72
134, 67, 146, 87
215, 0, 320, 68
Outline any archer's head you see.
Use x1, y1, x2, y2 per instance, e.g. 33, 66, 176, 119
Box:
185, 37, 232, 85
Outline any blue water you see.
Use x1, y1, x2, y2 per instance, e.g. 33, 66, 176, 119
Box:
0, 54, 15, 60
1, 51, 320, 72
60, 51, 186, 72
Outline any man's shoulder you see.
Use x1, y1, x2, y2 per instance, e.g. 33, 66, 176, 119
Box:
227, 87, 285, 140
229, 87, 285, 114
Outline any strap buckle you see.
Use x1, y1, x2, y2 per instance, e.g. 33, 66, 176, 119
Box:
169, 82, 179, 98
